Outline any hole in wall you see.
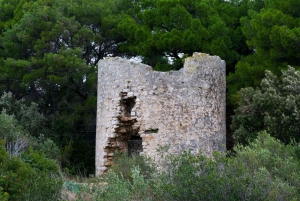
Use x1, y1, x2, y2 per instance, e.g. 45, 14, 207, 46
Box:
120, 97, 136, 117
145, 129, 159, 134
127, 135, 143, 156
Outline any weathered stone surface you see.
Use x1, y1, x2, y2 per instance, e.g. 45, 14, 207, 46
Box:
96, 52, 226, 176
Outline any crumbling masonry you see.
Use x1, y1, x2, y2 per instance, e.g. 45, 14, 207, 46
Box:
96, 53, 226, 176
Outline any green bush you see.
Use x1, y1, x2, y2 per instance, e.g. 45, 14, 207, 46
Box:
0, 92, 47, 138
0, 141, 62, 201
156, 139, 299, 200
0, 92, 61, 161
235, 131, 300, 194
85, 133, 300, 201
0, 187, 9, 201
62, 153, 156, 201
156, 153, 286, 201
108, 152, 155, 182
88, 166, 154, 201
232, 67, 300, 144
35, 136, 61, 160
0, 111, 33, 158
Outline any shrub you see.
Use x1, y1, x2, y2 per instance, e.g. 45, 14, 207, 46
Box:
108, 152, 155, 182
232, 67, 300, 144
85, 133, 300, 201
0, 92, 61, 161
235, 131, 300, 194
89, 166, 154, 201
0, 141, 62, 201
0, 92, 47, 138
155, 153, 281, 201
155, 132, 300, 201
35, 136, 61, 160
68, 154, 157, 201
0, 187, 9, 201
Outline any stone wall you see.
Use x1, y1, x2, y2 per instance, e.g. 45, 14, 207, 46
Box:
96, 53, 226, 176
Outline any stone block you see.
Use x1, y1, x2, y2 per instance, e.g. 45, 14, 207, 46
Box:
127, 92, 134, 97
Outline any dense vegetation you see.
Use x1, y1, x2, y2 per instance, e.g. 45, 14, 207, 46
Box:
232, 67, 300, 144
65, 133, 300, 200
0, 93, 62, 200
0, 0, 300, 200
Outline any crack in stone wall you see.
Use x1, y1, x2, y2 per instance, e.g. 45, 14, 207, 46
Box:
96, 53, 226, 175
103, 91, 141, 168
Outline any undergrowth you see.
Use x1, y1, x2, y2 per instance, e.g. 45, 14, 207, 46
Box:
64, 132, 300, 201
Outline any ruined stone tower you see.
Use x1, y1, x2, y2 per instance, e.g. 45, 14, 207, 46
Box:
96, 53, 226, 176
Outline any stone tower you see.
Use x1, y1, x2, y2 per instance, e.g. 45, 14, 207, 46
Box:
96, 53, 226, 176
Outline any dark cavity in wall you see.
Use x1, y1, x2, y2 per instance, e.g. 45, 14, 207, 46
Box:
128, 135, 143, 156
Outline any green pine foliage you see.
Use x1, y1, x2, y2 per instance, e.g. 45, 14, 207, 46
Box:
117, 0, 247, 72
228, 0, 300, 105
